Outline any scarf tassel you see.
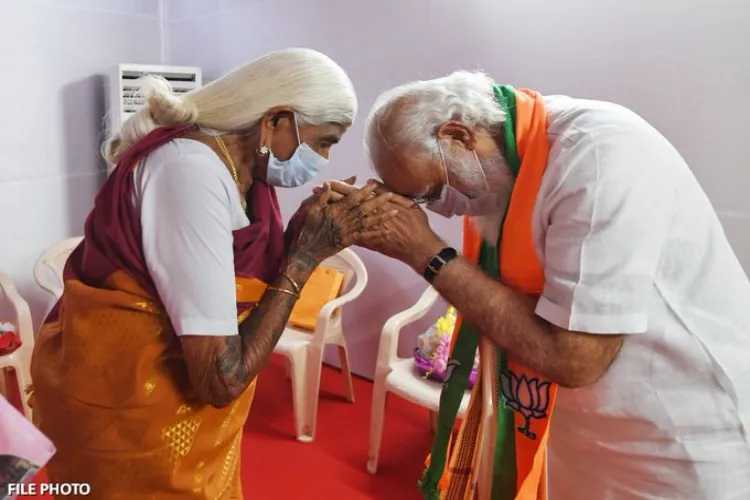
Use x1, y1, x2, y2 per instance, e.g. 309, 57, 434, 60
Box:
419, 433, 454, 499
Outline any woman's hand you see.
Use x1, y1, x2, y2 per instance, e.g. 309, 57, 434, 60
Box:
312, 176, 381, 203
285, 175, 358, 249
357, 183, 445, 273
287, 181, 397, 265
311, 178, 446, 272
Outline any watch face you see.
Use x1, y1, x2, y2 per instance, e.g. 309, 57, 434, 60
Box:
423, 248, 458, 282
0, 454, 40, 498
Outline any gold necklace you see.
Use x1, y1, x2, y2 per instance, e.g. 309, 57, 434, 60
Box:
214, 136, 247, 211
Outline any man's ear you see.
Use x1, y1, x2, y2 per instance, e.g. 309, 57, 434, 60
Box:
436, 121, 476, 151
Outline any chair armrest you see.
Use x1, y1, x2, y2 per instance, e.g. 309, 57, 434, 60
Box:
312, 272, 368, 337
34, 264, 63, 300
0, 271, 34, 346
375, 286, 441, 373
33, 236, 82, 300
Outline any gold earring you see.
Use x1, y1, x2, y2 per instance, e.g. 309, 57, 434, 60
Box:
258, 145, 269, 156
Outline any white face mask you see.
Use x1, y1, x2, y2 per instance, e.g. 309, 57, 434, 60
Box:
264, 115, 328, 188
426, 139, 500, 218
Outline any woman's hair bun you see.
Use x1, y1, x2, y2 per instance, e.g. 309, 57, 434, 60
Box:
102, 75, 198, 165
143, 75, 198, 125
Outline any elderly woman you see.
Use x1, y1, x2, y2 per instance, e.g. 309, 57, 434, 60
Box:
29, 48, 393, 499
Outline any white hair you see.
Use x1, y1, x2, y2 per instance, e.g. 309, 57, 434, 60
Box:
363, 70, 506, 164
103, 48, 357, 164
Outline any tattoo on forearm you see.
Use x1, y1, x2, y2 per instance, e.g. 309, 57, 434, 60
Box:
216, 336, 246, 380
203, 254, 314, 407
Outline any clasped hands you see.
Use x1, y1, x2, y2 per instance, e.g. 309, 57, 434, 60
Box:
286, 176, 444, 272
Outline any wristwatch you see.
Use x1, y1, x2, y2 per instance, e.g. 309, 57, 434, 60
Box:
422, 247, 459, 283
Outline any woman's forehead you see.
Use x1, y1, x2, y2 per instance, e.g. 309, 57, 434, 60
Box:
301, 122, 346, 140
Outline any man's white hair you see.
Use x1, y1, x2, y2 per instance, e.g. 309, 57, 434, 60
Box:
103, 48, 357, 164
363, 70, 506, 164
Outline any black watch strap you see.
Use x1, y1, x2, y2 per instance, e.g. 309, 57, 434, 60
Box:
423, 247, 459, 283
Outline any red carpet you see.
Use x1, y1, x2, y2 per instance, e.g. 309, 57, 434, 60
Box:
21, 355, 433, 499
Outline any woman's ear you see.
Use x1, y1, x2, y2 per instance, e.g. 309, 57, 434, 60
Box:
258, 107, 291, 151
257, 117, 272, 152
263, 107, 295, 130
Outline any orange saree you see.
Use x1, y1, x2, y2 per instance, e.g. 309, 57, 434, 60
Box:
29, 125, 286, 499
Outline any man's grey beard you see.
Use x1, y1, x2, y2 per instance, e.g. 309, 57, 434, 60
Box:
451, 151, 513, 246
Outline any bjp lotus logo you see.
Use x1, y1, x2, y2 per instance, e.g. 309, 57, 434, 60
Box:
443, 359, 461, 386
500, 370, 551, 440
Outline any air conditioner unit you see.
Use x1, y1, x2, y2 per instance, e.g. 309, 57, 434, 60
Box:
106, 64, 202, 167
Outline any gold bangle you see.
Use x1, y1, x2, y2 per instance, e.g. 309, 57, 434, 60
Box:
280, 273, 301, 296
266, 286, 299, 298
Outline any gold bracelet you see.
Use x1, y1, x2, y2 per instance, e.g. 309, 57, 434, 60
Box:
266, 286, 299, 298
280, 273, 302, 296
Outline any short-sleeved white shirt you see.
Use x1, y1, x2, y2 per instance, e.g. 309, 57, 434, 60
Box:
133, 138, 249, 337
519, 96, 750, 498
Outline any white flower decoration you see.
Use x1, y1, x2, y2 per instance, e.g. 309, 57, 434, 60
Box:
0, 322, 16, 333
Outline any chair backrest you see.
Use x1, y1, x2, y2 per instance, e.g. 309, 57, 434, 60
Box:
299, 248, 369, 342
33, 237, 83, 300
319, 248, 367, 296
0, 271, 34, 348
376, 285, 441, 375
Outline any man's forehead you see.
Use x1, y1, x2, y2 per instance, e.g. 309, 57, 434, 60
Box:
369, 94, 440, 196
373, 147, 433, 198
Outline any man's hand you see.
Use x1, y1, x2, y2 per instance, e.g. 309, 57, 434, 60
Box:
312, 178, 445, 271
357, 181, 444, 272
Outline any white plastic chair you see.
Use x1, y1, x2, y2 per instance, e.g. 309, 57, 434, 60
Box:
0, 271, 35, 420
273, 248, 367, 443
368, 285, 471, 474
33, 237, 83, 299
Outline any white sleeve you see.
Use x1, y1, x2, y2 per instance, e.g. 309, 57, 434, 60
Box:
139, 152, 242, 337
534, 133, 675, 334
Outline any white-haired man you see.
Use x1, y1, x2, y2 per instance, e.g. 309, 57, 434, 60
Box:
325, 72, 750, 499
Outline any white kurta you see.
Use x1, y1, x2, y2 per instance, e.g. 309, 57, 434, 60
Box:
523, 96, 750, 499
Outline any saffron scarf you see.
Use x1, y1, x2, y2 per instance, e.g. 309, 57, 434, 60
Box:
419, 86, 558, 500
30, 126, 285, 498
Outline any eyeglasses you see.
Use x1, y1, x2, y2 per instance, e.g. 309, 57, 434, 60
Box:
411, 189, 441, 205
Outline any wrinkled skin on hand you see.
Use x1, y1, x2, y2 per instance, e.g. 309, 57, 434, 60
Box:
312, 177, 445, 271
286, 176, 356, 250
284, 179, 398, 265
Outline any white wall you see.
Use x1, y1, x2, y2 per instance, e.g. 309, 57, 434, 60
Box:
2, 1, 745, 379
164, 0, 750, 379
0, 0, 163, 326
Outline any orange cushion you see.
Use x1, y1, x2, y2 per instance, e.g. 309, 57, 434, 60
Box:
288, 266, 345, 331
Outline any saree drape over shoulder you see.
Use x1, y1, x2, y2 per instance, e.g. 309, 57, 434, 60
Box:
29, 126, 285, 499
